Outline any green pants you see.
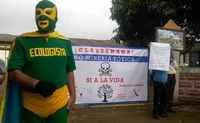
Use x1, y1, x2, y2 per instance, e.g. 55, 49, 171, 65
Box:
22, 106, 69, 123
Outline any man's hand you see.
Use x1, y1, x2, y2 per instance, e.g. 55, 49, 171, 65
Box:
67, 72, 76, 111
35, 81, 57, 97
67, 95, 76, 111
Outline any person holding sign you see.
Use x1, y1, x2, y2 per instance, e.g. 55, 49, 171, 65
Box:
0, 59, 5, 104
151, 70, 168, 119
0, 59, 5, 85
149, 42, 171, 119
7, 0, 76, 123
166, 53, 178, 113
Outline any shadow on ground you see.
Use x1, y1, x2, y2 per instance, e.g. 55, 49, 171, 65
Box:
69, 104, 200, 123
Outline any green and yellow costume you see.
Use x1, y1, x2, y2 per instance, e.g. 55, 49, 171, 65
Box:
6, 0, 76, 122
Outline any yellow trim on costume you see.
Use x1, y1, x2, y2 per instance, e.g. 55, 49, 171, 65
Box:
36, 7, 57, 21
38, 20, 49, 29
21, 31, 67, 40
22, 85, 69, 118
29, 47, 66, 57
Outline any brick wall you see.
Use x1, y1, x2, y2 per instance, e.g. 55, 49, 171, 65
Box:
179, 72, 200, 102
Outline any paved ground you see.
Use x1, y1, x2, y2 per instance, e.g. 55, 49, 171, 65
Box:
69, 104, 200, 123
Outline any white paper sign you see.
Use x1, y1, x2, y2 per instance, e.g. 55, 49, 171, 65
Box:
149, 42, 171, 71
73, 46, 149, 104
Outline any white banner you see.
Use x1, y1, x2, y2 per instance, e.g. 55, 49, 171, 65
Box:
149, 42, 171, 71
73, 46, 148, 104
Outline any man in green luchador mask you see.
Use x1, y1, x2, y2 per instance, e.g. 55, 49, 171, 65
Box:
7, 0, 76, 123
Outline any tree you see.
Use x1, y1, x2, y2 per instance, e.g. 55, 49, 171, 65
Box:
111, 0, 200, 49
174, 0, 200, 52
97, 84, 113, 102
111, 0, 174, 46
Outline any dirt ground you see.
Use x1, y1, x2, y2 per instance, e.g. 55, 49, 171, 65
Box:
69, 85, 200, 123
69, 104, 200, 123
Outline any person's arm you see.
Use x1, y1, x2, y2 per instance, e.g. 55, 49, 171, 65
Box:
8, 70, 57, 97
7, 37, 56, 97
174, 60, 179, 70
67, 71, 76, 110
7, 38, 38, 89
65, 40, 76, 109
0, 74, 4, 84
8, 70, 39, 89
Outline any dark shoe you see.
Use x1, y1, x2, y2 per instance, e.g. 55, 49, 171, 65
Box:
160, 113, 168, 118
167, 109, 176, 113
153, 114, 161, 119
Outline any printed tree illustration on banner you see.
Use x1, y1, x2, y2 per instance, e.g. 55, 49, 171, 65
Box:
97, 84, 113, 102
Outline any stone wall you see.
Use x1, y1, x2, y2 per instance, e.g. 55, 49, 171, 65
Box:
179, 67, 200, 102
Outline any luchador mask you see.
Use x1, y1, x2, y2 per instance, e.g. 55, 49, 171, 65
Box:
35, 0, 57, 33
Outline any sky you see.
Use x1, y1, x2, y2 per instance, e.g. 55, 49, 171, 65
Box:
0, 0, 118, 40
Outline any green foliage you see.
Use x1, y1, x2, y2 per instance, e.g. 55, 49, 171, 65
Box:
111, 0, 200, 48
